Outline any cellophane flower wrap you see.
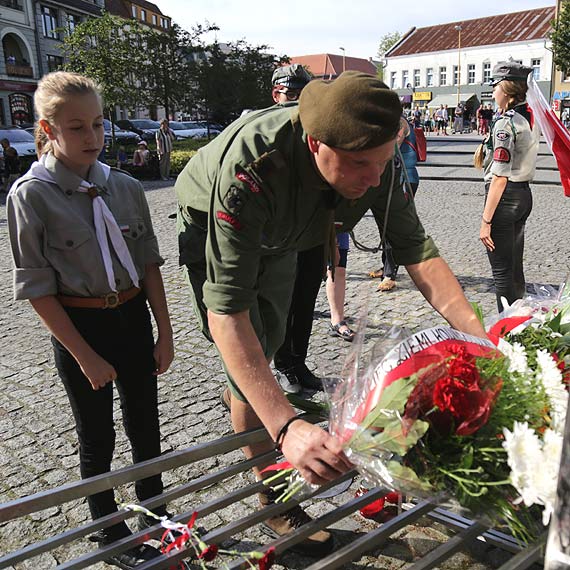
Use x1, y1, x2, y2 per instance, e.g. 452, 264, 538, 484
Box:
325, 279, 570, 541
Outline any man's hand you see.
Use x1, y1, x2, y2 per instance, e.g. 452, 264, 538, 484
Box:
79, 352, 117, 390
280, 420, 352, 485
153, 335, 174, 375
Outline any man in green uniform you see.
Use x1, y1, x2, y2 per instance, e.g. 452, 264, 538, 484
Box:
176, 72, 486, 553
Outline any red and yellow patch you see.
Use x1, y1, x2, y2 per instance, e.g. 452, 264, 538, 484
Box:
236, 171, 262, 193
493, 147, 511, 163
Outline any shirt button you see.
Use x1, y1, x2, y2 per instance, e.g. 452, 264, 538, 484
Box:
66, 240, 74, 247
66, 190, 73, 196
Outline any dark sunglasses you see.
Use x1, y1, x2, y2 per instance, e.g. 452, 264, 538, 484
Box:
276, 89, 301, 101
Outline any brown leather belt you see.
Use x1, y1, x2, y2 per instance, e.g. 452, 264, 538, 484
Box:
57, 287, 141, 309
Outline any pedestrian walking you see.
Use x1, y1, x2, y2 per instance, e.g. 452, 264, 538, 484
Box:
476, 62, 540, 311
6, 71, 174, 570
155, 119, 175, 180
1, 137, 20, 192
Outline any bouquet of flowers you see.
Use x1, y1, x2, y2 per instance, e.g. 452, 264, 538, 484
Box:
265, 281, 570, 541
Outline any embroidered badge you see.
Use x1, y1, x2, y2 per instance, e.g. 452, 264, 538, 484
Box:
119, 224, 130, 233
236, 171, 262, 193
496, 130, 510, 141
224, 186, 246, 215
216, 211, 242, 230
493, 147, 511, 163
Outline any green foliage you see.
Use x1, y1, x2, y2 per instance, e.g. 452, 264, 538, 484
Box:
377, 31, 402, 58
550, 1, 570, 73
61, 12, 147, 113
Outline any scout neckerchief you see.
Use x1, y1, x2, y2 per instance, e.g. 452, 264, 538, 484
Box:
13, 154, 140, 292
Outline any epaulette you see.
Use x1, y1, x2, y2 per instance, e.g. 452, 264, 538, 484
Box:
248, 149, 286, 179
109, 167, 136, 180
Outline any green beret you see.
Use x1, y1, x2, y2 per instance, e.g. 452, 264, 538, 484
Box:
298, 71, 402, 151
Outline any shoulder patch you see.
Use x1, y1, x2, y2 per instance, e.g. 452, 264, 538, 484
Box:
495, 130, 510, 142
223, 186, 247, 215
236, 171, 262, 193
216, 211, 242, 230
493, 147, 511, 163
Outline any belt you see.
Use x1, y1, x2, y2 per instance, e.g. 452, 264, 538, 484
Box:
57, 287, 141, 309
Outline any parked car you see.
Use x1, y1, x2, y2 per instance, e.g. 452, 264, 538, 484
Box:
188, 121, 222, 137
168, 121, 202, 140
116, 119, 160, 142
103, 119, 141, 146
0, 127, 38, 164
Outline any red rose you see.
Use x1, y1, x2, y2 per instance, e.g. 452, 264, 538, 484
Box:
258, 547, 276, 570
404, 362, 448, 422
447, 356, 480, 386
198, 544, 218, 561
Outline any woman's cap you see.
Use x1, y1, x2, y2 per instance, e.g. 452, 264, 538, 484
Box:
138, 140, 148, 147
298, 71, 402, 151
490, 62, 533, 86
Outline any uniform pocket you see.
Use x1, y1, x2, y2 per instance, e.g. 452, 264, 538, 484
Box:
117, 218, 147, 241
48, 228, 92, 250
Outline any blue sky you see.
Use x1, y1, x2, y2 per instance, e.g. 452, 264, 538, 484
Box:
157, 0, 556, 60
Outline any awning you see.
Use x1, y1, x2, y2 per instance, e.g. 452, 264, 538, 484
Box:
428, 93, 477, 108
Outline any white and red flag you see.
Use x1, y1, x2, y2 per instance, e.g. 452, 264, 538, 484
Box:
526, 74, 570, 197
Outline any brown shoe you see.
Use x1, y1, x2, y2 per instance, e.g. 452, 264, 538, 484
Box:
377, 277, 396, 292
258, 491, 334, 556
368, 268, 384, 278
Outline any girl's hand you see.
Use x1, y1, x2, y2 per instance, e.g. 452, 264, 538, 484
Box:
480, 221, 494, 251
79, 353, 117, 390
153, 335, 174, 375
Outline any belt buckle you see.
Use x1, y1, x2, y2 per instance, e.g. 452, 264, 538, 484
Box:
103, 292, 120, 309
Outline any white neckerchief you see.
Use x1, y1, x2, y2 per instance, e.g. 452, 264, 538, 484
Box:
15, 155, 139, 292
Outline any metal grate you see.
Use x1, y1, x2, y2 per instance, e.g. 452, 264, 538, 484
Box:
0, 421, 560, 570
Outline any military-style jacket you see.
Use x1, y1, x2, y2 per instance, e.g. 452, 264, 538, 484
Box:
483, 101, 540, 183
175, 105, 438, 315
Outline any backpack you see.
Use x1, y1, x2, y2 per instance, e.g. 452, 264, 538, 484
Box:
405, 128, 427, 162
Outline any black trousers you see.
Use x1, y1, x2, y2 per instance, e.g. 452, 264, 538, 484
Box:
274, 244, 325, 371
485, 181, 533, 312
52, 292, 163, 540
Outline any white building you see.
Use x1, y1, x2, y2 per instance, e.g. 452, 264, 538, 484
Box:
384, 6, 555, 114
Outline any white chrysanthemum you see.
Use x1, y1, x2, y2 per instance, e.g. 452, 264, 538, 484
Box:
535, 349, 567, 431
500, 341, 530, 375
503, 423, 563, 525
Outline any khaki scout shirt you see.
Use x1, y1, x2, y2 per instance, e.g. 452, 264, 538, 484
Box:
175, 105, 439, 316
483, 102, 540, 183
8, 153, 163, 300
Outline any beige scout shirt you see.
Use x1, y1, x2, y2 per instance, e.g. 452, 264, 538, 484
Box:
483, 102, 540, 183
7, 153, 163, 300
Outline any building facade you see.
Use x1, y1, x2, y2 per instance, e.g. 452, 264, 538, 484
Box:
384, 7, 555, 115
0, 0, 104, 125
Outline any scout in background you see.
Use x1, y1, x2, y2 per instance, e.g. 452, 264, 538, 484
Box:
7, 71, 174, 570
1, 137, 21, 192
116, 145, 129, 169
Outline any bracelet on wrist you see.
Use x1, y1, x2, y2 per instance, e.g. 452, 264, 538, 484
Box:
274, 416, 304, 451
482, 216, 492, 225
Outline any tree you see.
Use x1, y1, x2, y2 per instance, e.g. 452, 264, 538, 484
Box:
60, 12, 147, 118
550, 1, 570, 73
376, 31, 402, 81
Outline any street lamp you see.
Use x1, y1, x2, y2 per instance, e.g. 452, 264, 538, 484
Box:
454, 25, 462, 106
339, 46, 346, 73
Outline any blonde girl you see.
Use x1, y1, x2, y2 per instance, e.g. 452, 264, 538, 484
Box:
7, 72, 173, 569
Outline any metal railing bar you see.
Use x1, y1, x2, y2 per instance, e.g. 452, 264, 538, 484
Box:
425, 508, 524, 553
225, 485, 392, 570
496, 536, 547, 570
0, 427, 272, 522
409, 521, 489, 570
303, 500, 435, 570
0, 450, 277, 569
133, 471, 360, 570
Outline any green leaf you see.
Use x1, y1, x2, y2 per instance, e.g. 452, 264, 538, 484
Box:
367, 417, 429, 455
547, 311, 563, 333
386, 461, 433, 492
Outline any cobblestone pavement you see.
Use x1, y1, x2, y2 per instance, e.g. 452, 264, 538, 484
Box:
1, 141, 568, 568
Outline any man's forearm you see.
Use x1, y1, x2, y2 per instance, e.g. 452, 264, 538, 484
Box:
208, 309, 296, 440
406, 257, 487, 338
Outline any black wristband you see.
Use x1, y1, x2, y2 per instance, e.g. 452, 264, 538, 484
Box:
274, 416, 304, 451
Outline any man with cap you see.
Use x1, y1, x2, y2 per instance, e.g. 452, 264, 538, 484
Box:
269, 64, 326, 394
175, 71, 486, 554
479, 61, 539, 311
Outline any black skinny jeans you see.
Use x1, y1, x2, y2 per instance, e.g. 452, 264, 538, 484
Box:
52, 292, 163, 540
485, 181, 533, 312
274, 244, 324, 371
